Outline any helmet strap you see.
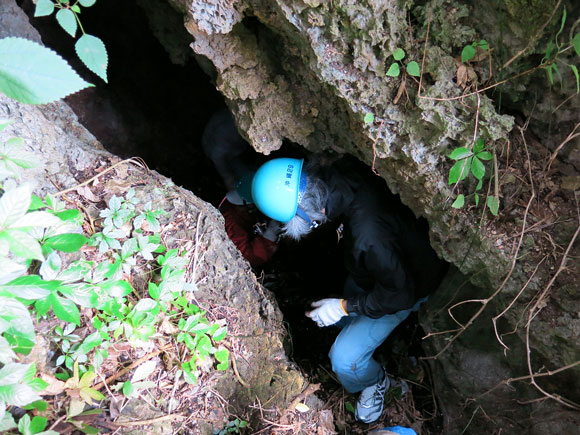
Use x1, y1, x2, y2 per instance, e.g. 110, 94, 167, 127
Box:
296, 207, 319, 229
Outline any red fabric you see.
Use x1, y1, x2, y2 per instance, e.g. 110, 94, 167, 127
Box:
220, 200, 277, 267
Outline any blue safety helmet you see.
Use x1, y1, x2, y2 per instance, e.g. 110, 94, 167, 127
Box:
251, 158, 307, 223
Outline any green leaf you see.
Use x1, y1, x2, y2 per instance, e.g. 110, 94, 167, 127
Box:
49, 293, 80, 325
449, 147, 471, 160
0, 184, 31, 229
30, 416, 48, 434
99, 280, 132, 298
0, 38, 93, 104
470, 156, 486, 180
71, 5, 81, 13
0, 229, 43, 261
345, 401, 355, 414
56, 9, 77, 38
215, 349, 229, 371
34, 0, 55, 17
386, 62, 400, 77
448, 158, 472, 184
569, 64, 579, 93
406, 61, 420, 77
122, 380, 134, 397
478, 40, 489, 50
197, 335, 212, 354
573, 33, 580, 57
487, 195, 499, 216
75, 34, 108, 83
461, 45, 476, 62
393, 48, 405, 61
363, 112, 374, 124
0, 275, 58, 300
477, 151, 493, 160
23, 400, 48, 411
556, 6, 566, 41
0, 362, 30, 386
473, 138, 485, 153
44, 233, 88, 252
476, 178, 483, 191
0, 119, 14, 131
28, 196, 45, 211
474, 193, 480, 207
451, 194, 465, 209
0, 383, 41, 406
79, 0, 97, 6
76, 332, 102, 355
0, 336, 17, 364
212, 326, 227, 342
131, 360, 156, 383
0, 297, 36, 354
18, 413, 31, 435
546, 64, 554, 85
0, 411, 17, 431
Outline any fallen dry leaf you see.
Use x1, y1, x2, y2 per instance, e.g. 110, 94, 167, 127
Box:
39, 374, 66, 395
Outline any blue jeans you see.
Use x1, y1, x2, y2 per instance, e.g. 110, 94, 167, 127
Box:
328, 277, 427, 393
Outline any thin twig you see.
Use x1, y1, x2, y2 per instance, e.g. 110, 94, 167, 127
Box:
94, 345, 171, 390
545, 122, 580, 173
502, 0, 563, 69
112, 413, 186, 427
56, 157, 148, 197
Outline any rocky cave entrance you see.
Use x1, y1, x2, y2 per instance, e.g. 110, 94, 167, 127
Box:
20, 0, 443, 430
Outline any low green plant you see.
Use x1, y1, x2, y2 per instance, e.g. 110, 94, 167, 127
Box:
34, 0, 108, 83
386, 48, 421, 78
363, 112, 375, 124
448, 138, 499, 216
214, 418, 248, 435
542, 7, 580, 93
461, 40, 489, 63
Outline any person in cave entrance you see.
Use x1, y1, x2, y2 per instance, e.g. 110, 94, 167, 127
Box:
249, 156, 448, 424
201, 109, 280, 267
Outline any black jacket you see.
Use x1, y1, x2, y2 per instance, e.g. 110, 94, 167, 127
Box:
320, 159, 447, 318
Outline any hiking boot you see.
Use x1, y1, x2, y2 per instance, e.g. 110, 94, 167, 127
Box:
355, 368, 390, 423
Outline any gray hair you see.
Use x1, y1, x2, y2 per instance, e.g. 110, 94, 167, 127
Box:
282, 173, 329, 240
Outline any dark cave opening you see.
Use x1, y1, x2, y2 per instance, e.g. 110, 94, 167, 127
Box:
19, 0, 441, 431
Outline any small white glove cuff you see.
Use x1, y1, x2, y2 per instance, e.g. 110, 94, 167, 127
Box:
307, 298, 348, 327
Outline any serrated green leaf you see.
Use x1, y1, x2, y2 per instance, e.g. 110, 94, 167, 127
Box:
0, 275, 58, 300
451, 194, 465, 209
197, 335, 212, 353
44, 233, 88, 252
11, 211, 61, 229
386, 62, 400, 77
471, 156, 485, 180
448, 158, 471, 184
0, 336, 17, 364
406, 61, 420, 77
0, 363, 31, 386
0, 229, 43, 261
18, 413, 31, 435
477, 151, 493, 160
75, 34, 108, 82
79, 0, 97, 6
363, 112, 374, 124
56, 9, 77, 38
0, 38, 92, 104
569, 64, 579, 93
0, 383, 41, 406
573, 33, 580, 57
461, 45, 476, 62
449, 147, 471, 160
34, 0, 55, 17
487, 195, 499, 216
99, 280, 132, 298
49, 293, 80, 325
393, 48, 405, 61
0, 184, 31, 229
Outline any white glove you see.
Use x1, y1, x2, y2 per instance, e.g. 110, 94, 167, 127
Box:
306, 298, 348, 327
262, 220, 281, 242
